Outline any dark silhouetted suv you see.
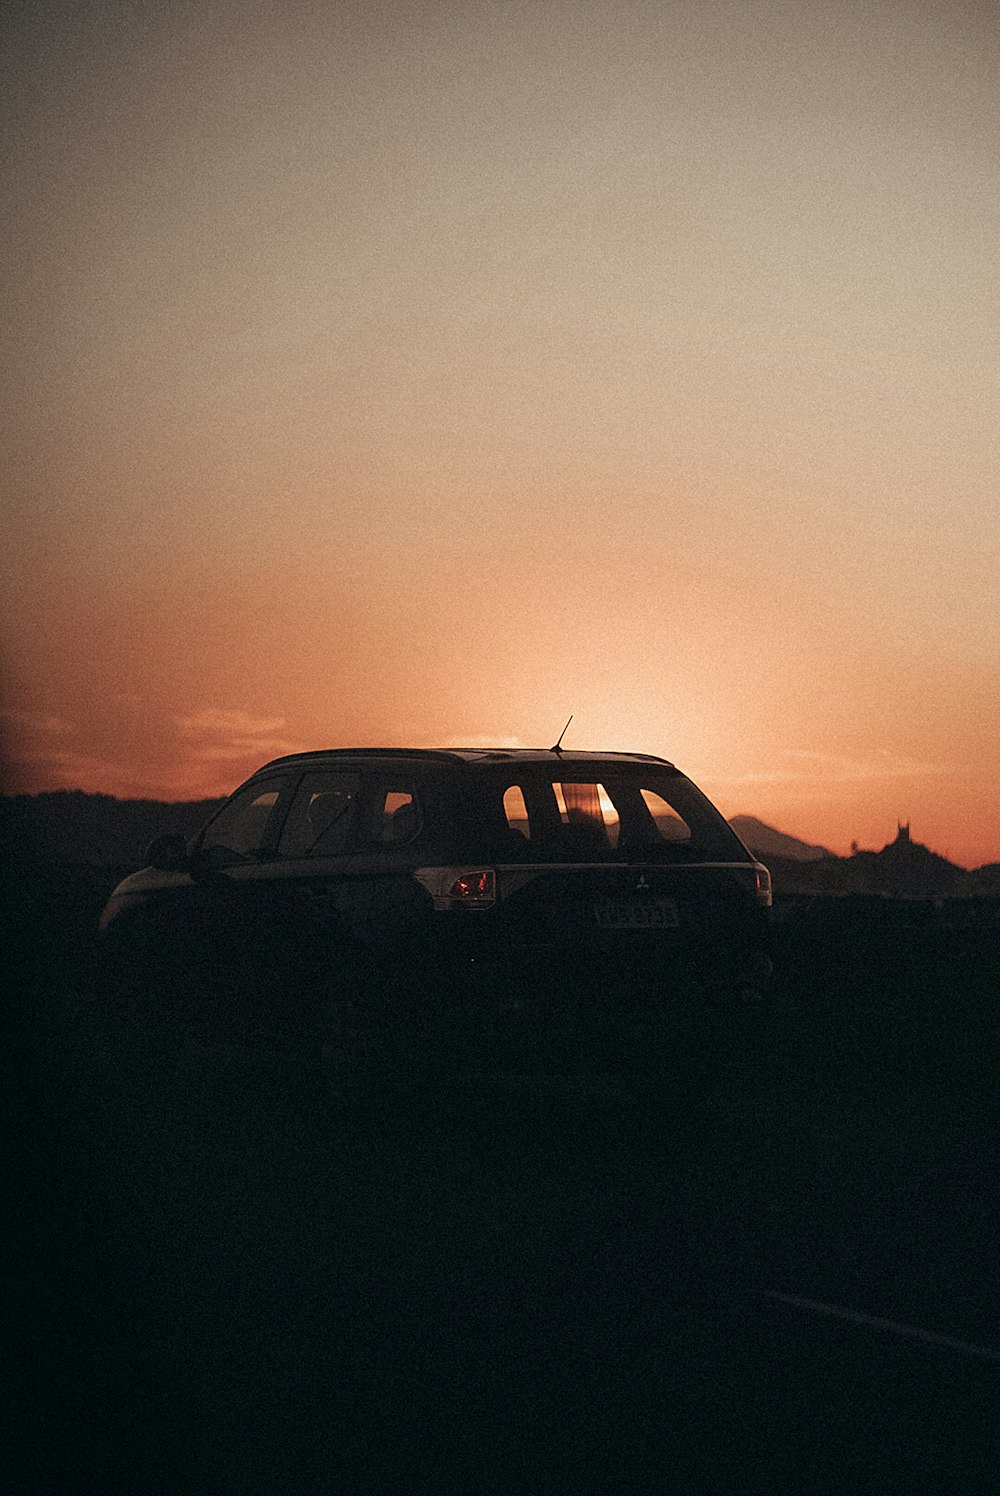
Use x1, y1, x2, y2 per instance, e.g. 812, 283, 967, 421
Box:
98, 747, 773, 1079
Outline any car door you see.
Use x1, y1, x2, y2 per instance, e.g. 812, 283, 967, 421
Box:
266, 769, 365, 942
180, 774, 298, 999
270, 768, 416, 941
268, 767, 433, 956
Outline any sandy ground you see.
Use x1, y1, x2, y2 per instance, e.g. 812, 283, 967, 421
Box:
7, 872, 1000, 1492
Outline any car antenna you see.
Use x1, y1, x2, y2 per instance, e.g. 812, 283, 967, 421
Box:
549, 714, 573, 755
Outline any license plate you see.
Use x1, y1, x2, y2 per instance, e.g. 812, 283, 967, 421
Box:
593, 898, 679, 930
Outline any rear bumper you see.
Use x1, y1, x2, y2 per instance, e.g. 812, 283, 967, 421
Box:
414, 907, 773, 991
388, 914, 773, 1071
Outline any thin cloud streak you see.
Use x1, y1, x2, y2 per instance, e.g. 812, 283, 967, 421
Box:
0, 708, 73, 735
786, 749, 959, 777
193, 739, 299, 762
9, 747, 143, 792
177, 709, 288, 737
706, 750, 961, 787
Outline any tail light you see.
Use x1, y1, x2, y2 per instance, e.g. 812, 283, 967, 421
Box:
753, 862, 773, 908
448, 869, 496, 902
413, 866, 497, 910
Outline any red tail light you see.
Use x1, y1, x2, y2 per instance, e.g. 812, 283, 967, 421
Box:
413, 866, 498, 910
753, 863, 773, 908
448, 869, 496, 902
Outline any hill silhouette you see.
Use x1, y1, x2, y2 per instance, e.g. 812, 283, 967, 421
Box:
1, 790, 224, 868
846, 822, 967, 897
729, 816, 833, 862
2, 792, 997, 898
765, 824, 1000, 898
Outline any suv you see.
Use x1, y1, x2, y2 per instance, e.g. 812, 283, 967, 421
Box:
98, 747, 772, 1076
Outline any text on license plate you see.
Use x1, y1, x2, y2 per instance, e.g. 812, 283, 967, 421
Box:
593, 898, 680, 930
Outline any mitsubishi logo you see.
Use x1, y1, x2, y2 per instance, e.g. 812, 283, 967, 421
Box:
636, 874, 649, 891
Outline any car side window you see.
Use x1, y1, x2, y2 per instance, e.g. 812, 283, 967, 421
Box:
277, 772, 361, 858
372, 787, 422, 845
200, 782, 286, 860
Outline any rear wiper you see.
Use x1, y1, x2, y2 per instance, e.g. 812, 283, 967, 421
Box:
621, 842, 706, 861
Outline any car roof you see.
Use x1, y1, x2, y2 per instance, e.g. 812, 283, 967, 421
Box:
253, 747, 677, 773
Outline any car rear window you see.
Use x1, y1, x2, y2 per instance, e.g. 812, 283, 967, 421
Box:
639, 788, 692, 841
491, 768, 738, 861
553, 781, 620, 852
502, 786, 531, 842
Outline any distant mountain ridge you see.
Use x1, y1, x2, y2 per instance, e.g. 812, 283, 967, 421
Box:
3, 793, 834, 867
728, 816, 833, 862
1, 789, 224, 867
2, 791, 998, 896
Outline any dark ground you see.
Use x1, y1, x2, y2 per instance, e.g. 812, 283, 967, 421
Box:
7, 864, 1000, 1493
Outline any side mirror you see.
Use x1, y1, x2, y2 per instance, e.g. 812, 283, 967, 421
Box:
145, 833, 189, 872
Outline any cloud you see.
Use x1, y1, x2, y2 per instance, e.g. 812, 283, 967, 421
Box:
177, 709, 288, 737
703, 769, 807, 786
0, 708, 73, 735
175, 708, 303, 772
9, 746, 139, 789
785, 749, 959, 779
194, 739, 299, 762
705, 749, 960, 787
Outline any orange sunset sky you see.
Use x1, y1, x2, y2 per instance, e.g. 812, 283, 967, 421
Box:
2, 0, 998, 867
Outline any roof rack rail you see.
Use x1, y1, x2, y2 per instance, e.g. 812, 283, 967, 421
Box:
253, 745, 676, 772
255, 747, 466, 771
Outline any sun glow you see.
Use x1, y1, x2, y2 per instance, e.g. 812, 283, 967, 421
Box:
3, 2, 999, 867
